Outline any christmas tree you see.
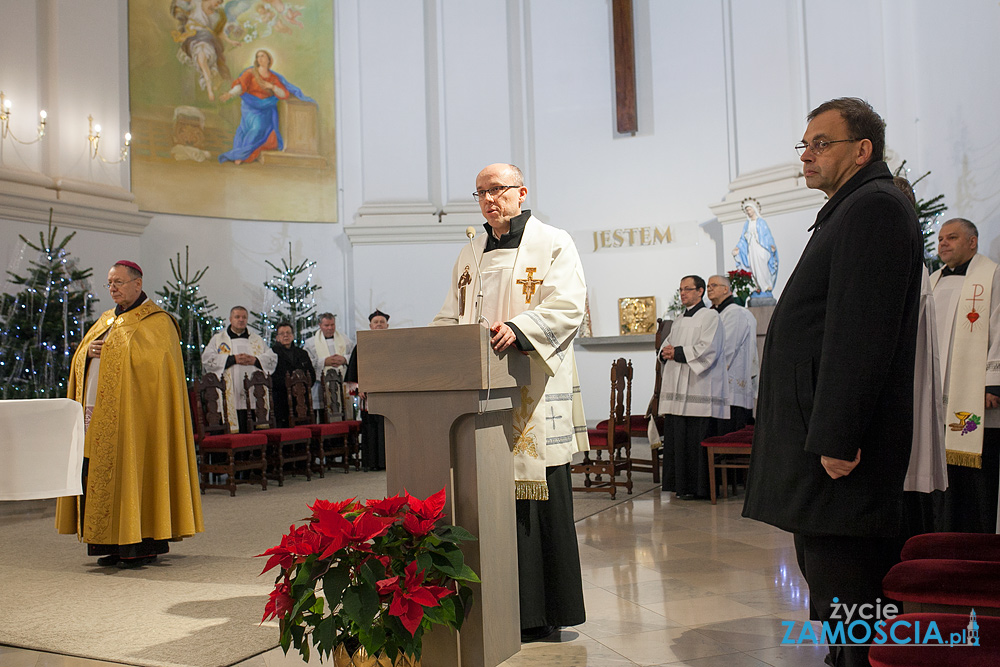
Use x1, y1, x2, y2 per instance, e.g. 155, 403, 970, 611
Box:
0, 215, 98, 399
251, 243, 321, 346
155, 246, 223, 384
894, 160, 948, 272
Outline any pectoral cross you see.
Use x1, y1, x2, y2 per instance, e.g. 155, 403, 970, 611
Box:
517, 267, 543, 304
458, 266, 472, 316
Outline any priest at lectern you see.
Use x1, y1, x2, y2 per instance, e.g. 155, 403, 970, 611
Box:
432, 163, 588, 642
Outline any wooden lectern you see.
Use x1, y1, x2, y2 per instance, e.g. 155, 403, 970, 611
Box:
359, 324, 528, 667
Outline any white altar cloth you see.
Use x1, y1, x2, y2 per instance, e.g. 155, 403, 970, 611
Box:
0, 398, 84, 500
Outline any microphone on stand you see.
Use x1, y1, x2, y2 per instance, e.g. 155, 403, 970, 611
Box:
466, 226, 492, 414
465, 227, 488, 327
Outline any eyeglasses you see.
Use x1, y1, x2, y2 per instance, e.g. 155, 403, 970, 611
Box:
105, 278, 139, 290
679, 287, 701, 293
795, 138, 859, 156
473, 185, 518, 201
707, 284, 726, 290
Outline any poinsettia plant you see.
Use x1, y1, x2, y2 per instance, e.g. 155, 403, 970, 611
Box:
727, 269, 755, 305
258, 488, 479, 664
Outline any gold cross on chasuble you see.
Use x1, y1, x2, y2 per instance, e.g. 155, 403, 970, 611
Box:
517, 267, 543, 304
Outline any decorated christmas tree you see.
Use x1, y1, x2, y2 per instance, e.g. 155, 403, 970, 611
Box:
155, 246, 223, 384
894, 160, 948, 272
251, 243, 321, 346
0, 215, 98, 399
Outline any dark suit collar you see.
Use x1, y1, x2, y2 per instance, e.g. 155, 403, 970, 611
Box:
808, 161, 892, 232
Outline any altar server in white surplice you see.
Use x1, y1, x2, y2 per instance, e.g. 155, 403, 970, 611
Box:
201, 305, 277, 433
305, 312, 353, 411
658, 275, 730, 500
707, 275, 758, 434
431, 163, 587, 642
931, 218, 1000, 533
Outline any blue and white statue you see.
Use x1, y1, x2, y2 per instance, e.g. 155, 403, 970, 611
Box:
732, 198, 779, 302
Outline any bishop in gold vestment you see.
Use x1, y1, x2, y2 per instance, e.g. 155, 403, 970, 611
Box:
56, 261, 203, 568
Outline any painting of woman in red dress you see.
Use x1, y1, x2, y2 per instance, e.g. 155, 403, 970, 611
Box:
217, 49, 315, 165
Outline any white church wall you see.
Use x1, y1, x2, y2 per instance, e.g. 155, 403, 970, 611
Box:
905, 0, 1000, 261
139, 215, 349, 336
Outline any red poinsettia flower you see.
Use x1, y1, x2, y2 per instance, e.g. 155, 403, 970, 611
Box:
261, 579, 294, 623
402, 512, 437, 537
377, 561, 454, 635
344, 511, 396, 545
365, 494, 409, 517
310, 497, 357, 517
405, 487, 446, 521
257, 523, 325, 574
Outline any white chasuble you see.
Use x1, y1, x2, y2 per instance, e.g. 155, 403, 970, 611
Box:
432, 216, 588, 500
201, 329, 277, 432
658, 307, 730, 419
718, 304, 758, 410
930, 254, 1000, 467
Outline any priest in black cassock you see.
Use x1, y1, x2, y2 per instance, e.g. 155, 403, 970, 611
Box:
345, 309, 389, 471
271, 322, 315, 428
432, 163, 588, 643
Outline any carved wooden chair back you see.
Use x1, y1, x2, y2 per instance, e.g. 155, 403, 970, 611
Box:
322, 368, 347, 422
609, 357, 633, 440
287, 369, 316, 427
194, 372, 230, 436
243, 370, 275, 430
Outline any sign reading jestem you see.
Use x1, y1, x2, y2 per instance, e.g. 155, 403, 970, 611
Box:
592, 226, 673, 252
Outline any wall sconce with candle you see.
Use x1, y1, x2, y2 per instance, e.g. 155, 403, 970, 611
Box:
87, 115, 130, 163
0, 91, 46, 144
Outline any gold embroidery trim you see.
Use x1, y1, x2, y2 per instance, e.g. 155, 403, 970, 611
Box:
515, 480, 549, 501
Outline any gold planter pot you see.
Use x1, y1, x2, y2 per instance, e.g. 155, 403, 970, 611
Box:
333, 643, 419, 667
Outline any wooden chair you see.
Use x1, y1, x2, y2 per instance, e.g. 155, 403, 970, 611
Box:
192, 373, 267, 496
572, 357, 633, 499
700, 425, 753, 504
322, 369, 361, 471
633, 318, 671, 483
288, 369, 353, 475
244, 370, 313, 486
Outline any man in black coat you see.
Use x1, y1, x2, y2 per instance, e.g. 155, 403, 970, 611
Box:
742, 98, 922, 667
271, 322, 315, 428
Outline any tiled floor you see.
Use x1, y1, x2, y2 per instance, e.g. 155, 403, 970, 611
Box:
1, 489, 831, 667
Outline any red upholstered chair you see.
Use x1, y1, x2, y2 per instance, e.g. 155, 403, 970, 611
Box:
882, 559, 1000, 616
901, 533, 1000, 562
868, 612, 1000, 667
288, 369, 353, 475
192, 373, 267, 496
244, 370, 312, 486
322, 370, 361, 471
572, 357, 633, 499
700, 425, 754, 505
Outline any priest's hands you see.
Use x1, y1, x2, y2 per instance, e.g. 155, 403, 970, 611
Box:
660, 344, 674, 361
234, 353, 257, 365
986, 392, 1000, 409
490, 322, 516, 352
821, 450, 860, 479
87, 340, 104, 359
324, 354, 347, 367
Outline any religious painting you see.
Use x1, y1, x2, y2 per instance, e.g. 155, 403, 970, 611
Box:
127, 0, 337, 222
618, 296, 656, 335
